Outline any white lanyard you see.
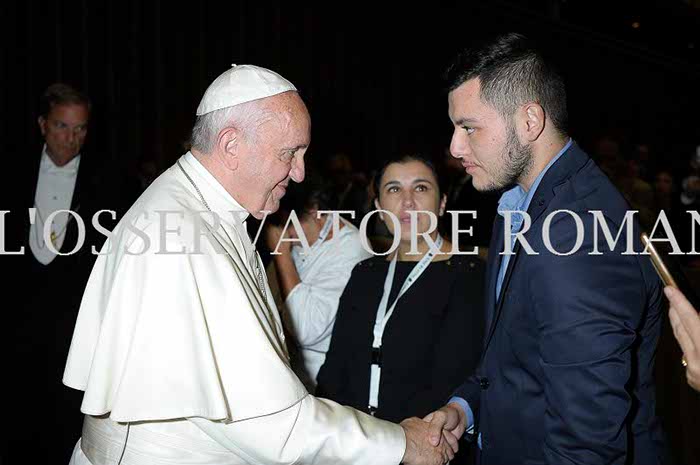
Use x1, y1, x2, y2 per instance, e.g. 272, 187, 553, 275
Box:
368, 235, 444, 412
317, 215, 334, 242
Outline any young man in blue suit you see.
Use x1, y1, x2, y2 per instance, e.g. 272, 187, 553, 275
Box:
425, 33, 666, 465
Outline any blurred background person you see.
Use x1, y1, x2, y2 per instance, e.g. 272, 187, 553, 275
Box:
265, 175, 372, 392
665, 286, 700, 393
632, 142, 657, 184
316, 154, 485, 464
652, 169, 686, 247
680, 146, 700, 211
618, 154, 655, 230
680, 146, 700, 267
592, 134, 625, 185
653, 169, 678, 217
324, 151, 370, 225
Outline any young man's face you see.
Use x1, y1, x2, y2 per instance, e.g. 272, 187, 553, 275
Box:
448, 78, 531, 192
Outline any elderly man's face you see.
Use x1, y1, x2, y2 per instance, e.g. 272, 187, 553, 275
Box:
38, 103, 89, 166
240, 92, 310, 218
448, 78, 532, 192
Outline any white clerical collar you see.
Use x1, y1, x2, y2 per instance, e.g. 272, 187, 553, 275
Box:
181, 151, 249, 222
41, 144, 81, 175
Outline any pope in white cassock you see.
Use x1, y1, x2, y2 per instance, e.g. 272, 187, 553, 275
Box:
62, 65, 456, 465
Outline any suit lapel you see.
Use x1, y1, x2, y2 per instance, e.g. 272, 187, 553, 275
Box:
483, 224, 523, 352
480, 142, 590, 354
28, 154, 41, 207
483, 215, 503, 339
61, 156, 88, 249
71, 162, 85, 212
482, 187, 553, 353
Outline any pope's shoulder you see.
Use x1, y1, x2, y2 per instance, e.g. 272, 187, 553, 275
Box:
101, 165, 218, 253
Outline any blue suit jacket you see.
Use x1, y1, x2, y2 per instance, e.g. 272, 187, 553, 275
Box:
454, 143, 666, 465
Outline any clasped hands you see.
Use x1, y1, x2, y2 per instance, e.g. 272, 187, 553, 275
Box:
400, 402, 467, 465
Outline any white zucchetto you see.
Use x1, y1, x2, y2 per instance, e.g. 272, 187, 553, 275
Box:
196, 64, 297, 116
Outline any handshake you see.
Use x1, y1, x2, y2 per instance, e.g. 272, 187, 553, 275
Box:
399, 402, 467, 465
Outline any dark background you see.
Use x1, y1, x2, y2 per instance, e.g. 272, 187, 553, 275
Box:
1, 1, 698, 176
1, 1, 699, 463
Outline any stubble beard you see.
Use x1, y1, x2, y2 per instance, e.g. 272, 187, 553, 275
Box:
482, 125, 533, 193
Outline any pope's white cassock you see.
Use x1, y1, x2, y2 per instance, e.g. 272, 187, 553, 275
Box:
63, 152, 406, 464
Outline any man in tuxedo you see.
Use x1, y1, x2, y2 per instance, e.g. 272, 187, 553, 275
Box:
425, 33, 666, 464
6, 83, 118, 462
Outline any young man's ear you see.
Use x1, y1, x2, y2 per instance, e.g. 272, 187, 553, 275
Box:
517, 102, 545, 143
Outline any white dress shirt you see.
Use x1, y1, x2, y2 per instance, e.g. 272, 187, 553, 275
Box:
283, 220, 372, 391
29, 145, 80, 265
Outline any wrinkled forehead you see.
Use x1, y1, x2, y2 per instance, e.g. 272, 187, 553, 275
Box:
267, 92, 309, 128
47, 102, 90, 121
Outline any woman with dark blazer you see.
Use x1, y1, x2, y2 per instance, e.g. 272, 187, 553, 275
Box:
316, 154, 485, 463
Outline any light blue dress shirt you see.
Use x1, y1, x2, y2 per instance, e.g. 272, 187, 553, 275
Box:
495, 138, 572, 299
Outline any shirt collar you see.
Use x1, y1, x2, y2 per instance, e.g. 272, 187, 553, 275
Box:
497, 138, 573, 222
41, 144, 81, 175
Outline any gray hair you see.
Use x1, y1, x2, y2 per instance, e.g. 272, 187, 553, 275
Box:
190, 100, 272, 154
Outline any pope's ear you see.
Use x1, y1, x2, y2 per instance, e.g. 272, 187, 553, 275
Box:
217, 127, 241, 171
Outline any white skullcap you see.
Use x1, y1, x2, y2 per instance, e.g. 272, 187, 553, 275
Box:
196, 64, 297, 116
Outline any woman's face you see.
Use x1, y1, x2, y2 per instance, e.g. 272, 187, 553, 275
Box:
375, 160, 446, 241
